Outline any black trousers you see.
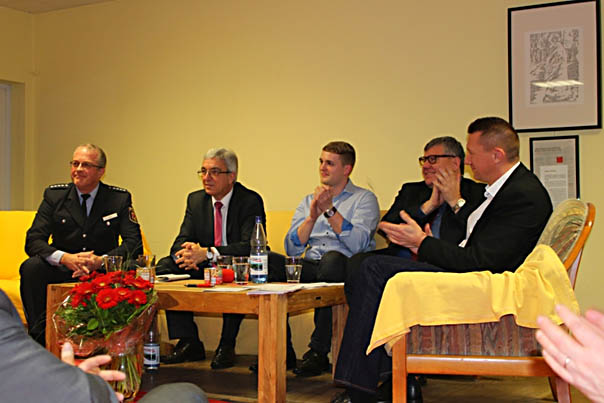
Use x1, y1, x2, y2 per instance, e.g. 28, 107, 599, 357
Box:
333, 255, 442, 396
159, 252, 292, 349
270, 250, 349, 354
19, 256, 77, 345
161, 250, 348, 353
344, 247, 411, 303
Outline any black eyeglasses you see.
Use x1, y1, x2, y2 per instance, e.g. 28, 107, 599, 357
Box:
197, 168, 231, 178
418, 154, 456, 166
69, 160, 102, 169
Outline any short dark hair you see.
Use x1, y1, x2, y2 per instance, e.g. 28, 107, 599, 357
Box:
424, 136, 465, 173
78, 144, 107, 168
467, 117, 519, 162
322, 141, 356, 168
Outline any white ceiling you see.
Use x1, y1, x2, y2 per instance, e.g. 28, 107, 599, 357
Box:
0, 0, 112, 13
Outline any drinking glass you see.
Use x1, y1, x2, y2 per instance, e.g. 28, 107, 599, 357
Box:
285, 256, 302, 283
136, 254, 156, 285
233, 257, 249, 285
103, 256, 124, 272
217, 255, 233, 284
137, 254, 156, 268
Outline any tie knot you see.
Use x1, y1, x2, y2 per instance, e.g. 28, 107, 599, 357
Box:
81, 194, 90, 202
215, 201, 223, 210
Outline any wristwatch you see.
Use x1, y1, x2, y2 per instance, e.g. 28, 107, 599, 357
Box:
452, 198, 466, 214
323, 206, 337, 219
206, 249, 214, 261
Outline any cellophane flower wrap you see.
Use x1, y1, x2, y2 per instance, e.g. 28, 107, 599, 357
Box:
53, 270, 157, 355
53, 270, 157, 400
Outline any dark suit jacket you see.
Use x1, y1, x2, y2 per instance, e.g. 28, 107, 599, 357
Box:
381, 177, 486, 249
418, 163, 553, 273
169, 182, 266, 258
0, 289, 117, 403
25, 182, 142, 259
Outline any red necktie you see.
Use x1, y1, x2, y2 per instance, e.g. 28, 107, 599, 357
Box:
214, 201, 223, 246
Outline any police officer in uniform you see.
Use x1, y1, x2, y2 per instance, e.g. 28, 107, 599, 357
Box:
20, 144, 142, 345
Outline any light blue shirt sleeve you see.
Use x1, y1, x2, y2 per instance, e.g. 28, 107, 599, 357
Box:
335, 190, 380, 253
46, 250, 65, 266
284, 182, 380, 260
285, 196, 312, 256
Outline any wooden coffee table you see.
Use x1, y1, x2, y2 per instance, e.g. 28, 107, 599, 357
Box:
46, 281, 348, 403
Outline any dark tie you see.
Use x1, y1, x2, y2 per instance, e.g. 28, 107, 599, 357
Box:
430, 204, 446, 239
81, 194, 90, 218
214, 201, 223, 246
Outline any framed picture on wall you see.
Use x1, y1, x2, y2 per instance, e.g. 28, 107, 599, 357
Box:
530, 135, 579, 208
508, 0, 601, 132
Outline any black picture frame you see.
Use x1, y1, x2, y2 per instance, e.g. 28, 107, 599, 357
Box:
508, 0, 601, 132
530, 135, 579, 207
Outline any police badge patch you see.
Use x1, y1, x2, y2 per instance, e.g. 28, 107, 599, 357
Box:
128, 207, 139, 224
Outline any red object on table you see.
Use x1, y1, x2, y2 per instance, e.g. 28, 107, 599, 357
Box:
222, 268, 234, 283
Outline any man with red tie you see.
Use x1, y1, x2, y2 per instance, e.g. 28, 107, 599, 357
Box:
157, 148, 267, 369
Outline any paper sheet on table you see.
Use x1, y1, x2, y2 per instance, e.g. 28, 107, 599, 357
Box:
247, 284, 303, 295
156, 274, 191, 282
203, 286, 252, 292
246, 282, 344, 295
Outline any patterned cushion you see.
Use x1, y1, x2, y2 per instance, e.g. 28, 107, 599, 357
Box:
406, 314, 540, 357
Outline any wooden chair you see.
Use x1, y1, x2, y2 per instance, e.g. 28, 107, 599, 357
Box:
390, 199, 596, 403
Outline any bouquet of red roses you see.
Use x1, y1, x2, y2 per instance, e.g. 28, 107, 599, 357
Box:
53, 270, 157, 400
54, 270, 157, 350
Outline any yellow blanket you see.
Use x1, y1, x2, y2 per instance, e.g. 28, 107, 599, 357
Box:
367, 245, 579, 355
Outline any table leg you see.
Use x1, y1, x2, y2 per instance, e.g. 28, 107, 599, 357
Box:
258, 294, 287, 403
331, 303, 348, 378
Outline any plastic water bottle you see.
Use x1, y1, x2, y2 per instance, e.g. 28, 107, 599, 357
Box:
143, 314, 160, 372
250, 216, 268, 283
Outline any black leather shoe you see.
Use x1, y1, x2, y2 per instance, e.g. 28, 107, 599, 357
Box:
293, 349, 329, 377
407, 375, 423, 402
375, 377, 392, 403
374, 375, 422, 403
211, 345, 236, 369
161, 339, 205, 364
249, 346, 297, 372
331, 391, 352, 403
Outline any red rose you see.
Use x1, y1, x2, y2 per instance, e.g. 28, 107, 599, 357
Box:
96, 288, 120, 309
125, 276, 152, 290
92, 273, 113, 289
70, 293, 84, 308
72, 282, 95, 298
79, 271, 101, 282
114, 287, 131, 302
127, 290, 147, 306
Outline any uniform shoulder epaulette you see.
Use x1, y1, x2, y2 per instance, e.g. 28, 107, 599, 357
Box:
108, 185, 128, 193
48, 183, 70, 189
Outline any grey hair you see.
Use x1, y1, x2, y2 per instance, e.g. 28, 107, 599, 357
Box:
203, 148, 238, 179
423, 136, 465, 173
76, 144, 107, 168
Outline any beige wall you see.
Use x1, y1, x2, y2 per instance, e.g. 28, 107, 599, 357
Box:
3, 0, 604, 352
0, 7, 36, 209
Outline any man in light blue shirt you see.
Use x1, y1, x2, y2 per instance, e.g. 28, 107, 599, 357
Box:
285, 141, 380, 377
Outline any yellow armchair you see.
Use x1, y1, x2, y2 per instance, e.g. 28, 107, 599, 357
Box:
0, 211, 35, 323
0, 210, 152, 325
